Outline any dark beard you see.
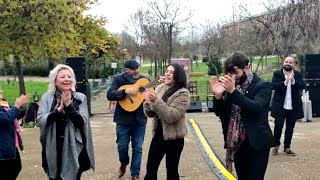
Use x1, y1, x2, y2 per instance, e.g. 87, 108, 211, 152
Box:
283, 65, 293, 72
236, 73, 247, 85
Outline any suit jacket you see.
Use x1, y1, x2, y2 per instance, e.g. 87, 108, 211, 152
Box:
213, 74, 273, 151
271, 69, 305, 120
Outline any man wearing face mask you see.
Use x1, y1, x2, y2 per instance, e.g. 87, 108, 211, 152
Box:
271, 56, 305, 156
107, 59, 148, 180
211, 52, 273, 180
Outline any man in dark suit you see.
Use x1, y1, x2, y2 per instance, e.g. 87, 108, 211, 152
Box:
211, 52, 273, 180
107, 59, 147, 180
271, 56, 305, 156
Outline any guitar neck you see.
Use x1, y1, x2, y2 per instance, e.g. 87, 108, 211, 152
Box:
144, 77, 159, 89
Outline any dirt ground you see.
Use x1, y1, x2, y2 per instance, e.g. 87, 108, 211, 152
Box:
15, 92, 320, 180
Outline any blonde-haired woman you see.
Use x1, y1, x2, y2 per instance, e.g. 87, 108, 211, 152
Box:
37, 64, 95, 180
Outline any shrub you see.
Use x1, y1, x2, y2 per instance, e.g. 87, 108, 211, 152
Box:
24, 65, 49, 76
202, 56, 209, 63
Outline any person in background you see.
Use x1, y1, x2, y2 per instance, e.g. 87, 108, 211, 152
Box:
0, 89, 30, 180
211, 52, 273, 180
107, 59, 147, 180
143, 63, 190, 180
37, 64, 95, 180
271, 56, 305, 156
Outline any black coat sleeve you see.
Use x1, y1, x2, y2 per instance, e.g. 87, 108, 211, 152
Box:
228, 81, 272, 113
106, 77, 126, 101
212, 95, 229, 117
272, 71, 286, 90
292, 72, 305, 90
64, 103, 84, 128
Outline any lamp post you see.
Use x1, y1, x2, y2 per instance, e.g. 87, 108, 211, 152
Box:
122, 49, 127, 71
160, 20, 173, 65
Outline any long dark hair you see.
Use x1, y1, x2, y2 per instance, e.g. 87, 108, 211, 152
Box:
162, 63, 187, 102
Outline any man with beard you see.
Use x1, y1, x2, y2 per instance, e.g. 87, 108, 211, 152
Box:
271, 56, 305, 156
211, 52, 273, 180
107, 59, 147, 180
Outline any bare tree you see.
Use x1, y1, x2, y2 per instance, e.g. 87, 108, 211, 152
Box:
124, 9, 147, 63
239, 0, 320, 59
123, 0, 194, 76
179, 28, 201, 69
200, 21, 229, 61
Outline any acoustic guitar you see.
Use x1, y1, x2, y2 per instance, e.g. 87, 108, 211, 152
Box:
117, 77, 159, 112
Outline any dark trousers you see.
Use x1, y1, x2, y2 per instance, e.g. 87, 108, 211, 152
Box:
144, 136, 184, 180
273, 109, 297, 149
0, 148, 22, 180
234, 141, 270, 180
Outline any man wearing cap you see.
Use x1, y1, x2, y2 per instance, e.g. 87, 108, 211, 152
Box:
107, 59, 147, 180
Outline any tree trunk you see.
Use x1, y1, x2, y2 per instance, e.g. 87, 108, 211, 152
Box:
48, 59, 55, 74
154, 55, 158, 79
254, 55, 265, 73
12, 56, 17, 83
15, 56, 26, 95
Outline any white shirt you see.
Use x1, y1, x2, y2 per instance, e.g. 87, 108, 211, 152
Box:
283, 70, 295, 110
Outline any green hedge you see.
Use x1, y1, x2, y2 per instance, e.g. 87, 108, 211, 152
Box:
0, 63, 49, 76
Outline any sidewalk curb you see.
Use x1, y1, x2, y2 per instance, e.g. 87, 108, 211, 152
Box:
188, 119, 237, 180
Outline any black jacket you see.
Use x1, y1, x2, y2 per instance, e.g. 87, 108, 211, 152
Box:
107, 74, 147, 126
213, 74, 273, 151
271, 69, 305, 120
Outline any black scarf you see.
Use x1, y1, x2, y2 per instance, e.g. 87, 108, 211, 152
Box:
124, 72, 142, 84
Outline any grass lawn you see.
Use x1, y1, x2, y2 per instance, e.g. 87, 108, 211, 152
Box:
251, 56, 280, 72
260, 72, 274, 81
0, 81, 48, 104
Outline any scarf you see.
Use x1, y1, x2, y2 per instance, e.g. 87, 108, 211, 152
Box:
124, 72, 142, 84
225, 72, 254, 172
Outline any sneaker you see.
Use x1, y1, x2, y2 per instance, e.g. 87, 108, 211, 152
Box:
284, 148, 296, 156
272, 146, 279, 155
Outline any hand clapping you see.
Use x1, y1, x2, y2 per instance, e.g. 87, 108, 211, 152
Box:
145, 89, 157, 103
61, 90, 72, 107
210, 76, 225, 98
219, 75, 236, 93
14, 94, 30, 108
158, 76, 165, 84
284, 72, 294, 85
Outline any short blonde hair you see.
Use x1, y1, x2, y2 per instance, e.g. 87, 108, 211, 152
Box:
47, 64, 77, 93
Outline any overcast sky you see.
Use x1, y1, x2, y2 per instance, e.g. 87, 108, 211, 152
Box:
85, 0, 269, 33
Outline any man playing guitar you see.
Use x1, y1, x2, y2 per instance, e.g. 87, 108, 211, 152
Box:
107, 59, 148, 180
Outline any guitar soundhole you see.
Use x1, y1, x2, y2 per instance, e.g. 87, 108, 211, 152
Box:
139, 87, 145, 93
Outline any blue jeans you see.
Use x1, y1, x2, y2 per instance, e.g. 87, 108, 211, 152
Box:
116, 124, 146, 176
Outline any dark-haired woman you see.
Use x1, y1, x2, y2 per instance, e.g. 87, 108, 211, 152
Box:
143, 63, 190, 180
